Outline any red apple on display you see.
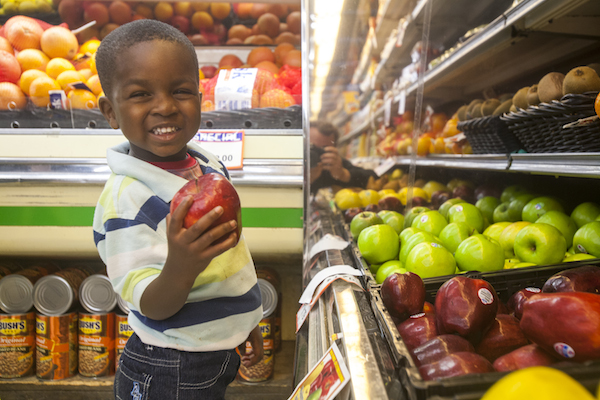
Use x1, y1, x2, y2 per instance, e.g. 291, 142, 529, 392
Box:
439, 222, 475, 254
403, 206, 430, 229
411, 334, 475, 367
500, 184, 530, 203
499, 221, 531, 258
522, 196, 565, 223
397, 313, 438, 351
493, 343, 558, 372
422, 181, 449, 199
350, 211, 383, 239
200, 65, 218, 79
418, 352, 494, 380
573, 221, 600, 258
378, 195, 404, 213
447, 203, 485, 234
536, 211, 578, 248
381, 271, 425, 320
375, 260, 406, 284
399, 231, 442, 264
475, 314, 529, 362
411, 210, 448, 237
520, 292, 600, 362
454, 234, 504, 272
435, 276, 498, 343
430, 190, 451, 210
476, 196, 501, 225
475, 184, 502, 201
571, 201, 600, 228
170, 173, 241, 245
483, 221, 511, 243
364, 204, 380, 213
438, 198, 466, 219
451, 184, 475, 204
378, 210, 404, 234
507, 287, 541, 319
405, 242, 456, 279
513, 223, 567, 265
542, 265, 600, 294
357, 224, 400, 265
343, 207, 363, 223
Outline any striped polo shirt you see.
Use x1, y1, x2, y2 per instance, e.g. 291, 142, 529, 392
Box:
93, 141, 262, 352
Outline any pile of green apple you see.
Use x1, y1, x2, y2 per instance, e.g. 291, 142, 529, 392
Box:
348, 182, 600, 283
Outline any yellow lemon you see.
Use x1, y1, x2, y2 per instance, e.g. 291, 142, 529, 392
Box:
78, 68, 93, 81
481, 366, 595, 400
79, 39, 101, 55
358, 189, 380, 207
56, 70, 85, 93
29, 76, 60, 107
422, 181, 450, 198
19, 69, 47, 95
378, 189, 397, 198
398, 187, 430, 205
85, 74, 102, 96
46, 57, 75, 80
68, 89, 96, 109
16, 48, 50, 71
334, 189, 361, 211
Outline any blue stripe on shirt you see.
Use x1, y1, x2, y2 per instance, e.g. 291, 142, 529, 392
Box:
137, 196, 170, 230
93, 230, 105, 246
131, 283, 262, 332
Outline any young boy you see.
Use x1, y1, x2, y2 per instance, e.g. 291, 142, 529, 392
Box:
93, 20, 263, 399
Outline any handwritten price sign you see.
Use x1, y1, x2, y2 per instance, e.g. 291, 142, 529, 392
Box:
214, 68, 258, 111
194, 130, 244, 170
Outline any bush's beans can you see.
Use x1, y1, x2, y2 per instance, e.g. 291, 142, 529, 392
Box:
33, 266, 94, 316
79, 274, 117, 314
35, 312, 78, 380
237, 278, 278, 383
0, 264, 60, 314
256, 268, 282, 351
78, 313, 115, 377
115, 313, 132, 370
0, 312, 35, 378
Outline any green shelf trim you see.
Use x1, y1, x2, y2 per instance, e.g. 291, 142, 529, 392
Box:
0, 207, 303, 228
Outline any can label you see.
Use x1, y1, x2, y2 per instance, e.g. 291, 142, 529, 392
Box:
257, 268, 281, 352
0, 312, 35, 378
78, 313, 115, 377
237, 317, 274, 383
115, 314, 133, 370
35, 312, 78, 380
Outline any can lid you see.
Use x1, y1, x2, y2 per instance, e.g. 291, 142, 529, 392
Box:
0, 274, 34, 313
33, 275, 74, 316
257, 278, 278, 318
79, 274, 117, 314
117, 294, 130, 314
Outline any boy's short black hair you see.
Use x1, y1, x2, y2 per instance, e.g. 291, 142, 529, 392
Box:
96, 19, 199, 98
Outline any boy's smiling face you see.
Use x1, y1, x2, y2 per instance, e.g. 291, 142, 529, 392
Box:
98, 40, 201, 162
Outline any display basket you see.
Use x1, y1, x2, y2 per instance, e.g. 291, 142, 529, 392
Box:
371, 259, 600, 400
500, 92, 600, 153
457, 115, 524, 154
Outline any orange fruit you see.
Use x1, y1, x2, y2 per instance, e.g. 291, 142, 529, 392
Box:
89, 52, 97, 75
40, 27, 79, 60
191, 2, 209, 12
72, 52, 93, 71
0, 50, 22, 84
68, 88, 97, 109
78, 68, 93, 81
19, 69, 48, 95
83, 2, 110, 28
259, 88, 295, 108
201, 99, 214, 112
46, 57, 75, 79
86, 74, 103, 96
198, 68, 205, 80
56, 70, 86, 93
236, 3, 253, 19
282, 49, 301, 68
596, 92, 600, 117
254, 61, 279, 75
29, 76, 60, 107
79, 39, 101, 55
0, 82, 27, 110
210, 3, 231, 20
247, 46, 274, 67
154, 2, 174, 22
108, 1, 132, 25
5, 17, 44, 51
274, 43, 294, 66
135, 4, 154, 19
16, 48, 49, 72
174, 2, 193, 17
191, 11, 213, 30
416, 136, 431, 156
218, 54, 243, 69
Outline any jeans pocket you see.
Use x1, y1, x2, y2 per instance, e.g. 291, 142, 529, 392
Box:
115, 360, 153, 400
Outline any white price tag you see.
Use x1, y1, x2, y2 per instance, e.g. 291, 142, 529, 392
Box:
214, 68, 258, 111
194, 130, 244, 169
299, 265, 362, 304
384, 97, 392, 127
308, 234, 350, 260
374, 157, 396, 177
397, 90, 406, 115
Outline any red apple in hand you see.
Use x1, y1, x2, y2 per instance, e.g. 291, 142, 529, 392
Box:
170, 173, 241, 245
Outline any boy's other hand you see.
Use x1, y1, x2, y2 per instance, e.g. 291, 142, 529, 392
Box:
239, 325, 263, 367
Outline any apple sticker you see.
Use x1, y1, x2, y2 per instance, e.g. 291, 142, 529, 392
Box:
535, 203, 542, 210
553, 342, 575, 358
420, 215, 428, 223
478, 288, 494, 305
430, 242, 443, 248
577, 244, 587, 253
525, 287, 541, 293
455, 205, 463, 212
410, 312, 426, 319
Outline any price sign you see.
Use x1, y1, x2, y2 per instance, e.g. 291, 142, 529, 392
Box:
214, 68, 258, 111
194, 130, 244, 169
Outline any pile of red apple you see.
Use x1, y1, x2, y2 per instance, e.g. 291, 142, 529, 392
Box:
381, 266, 600, 382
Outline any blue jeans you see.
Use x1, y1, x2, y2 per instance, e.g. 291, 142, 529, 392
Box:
115, 333, 240, 400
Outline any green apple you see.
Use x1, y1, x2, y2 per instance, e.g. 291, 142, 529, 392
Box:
405, 242, 456, 279
567, 246, 575, 254
399, 231, 443, 265
571, 202, 600, 228
379, 210, 405, 234
513, 223, 567, 265
503, 258, 520, 269
411, 210, 448, 237
522, 196, 565, 223
507, 193, 537, 221
438, 198, 466, 219
573, 221, 600, 257
493, 202, 512, 223
476, 196, 501, 225
509, 262, 537, 269
357, 224, 400, 264
369, 263, 382, 274
403, 206, 430, 229
439, 222, 475, 254
562, 253, 597, 262
399, 227, 422, 246
483, 221, 512, 243
536, 210, 578, 248
455, 234, 504, 272
500, 184, 530, 203
350, 212, 384, 239
447, 203, 484, 233
375, 260, 406, 284
499, 221, 531, 258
